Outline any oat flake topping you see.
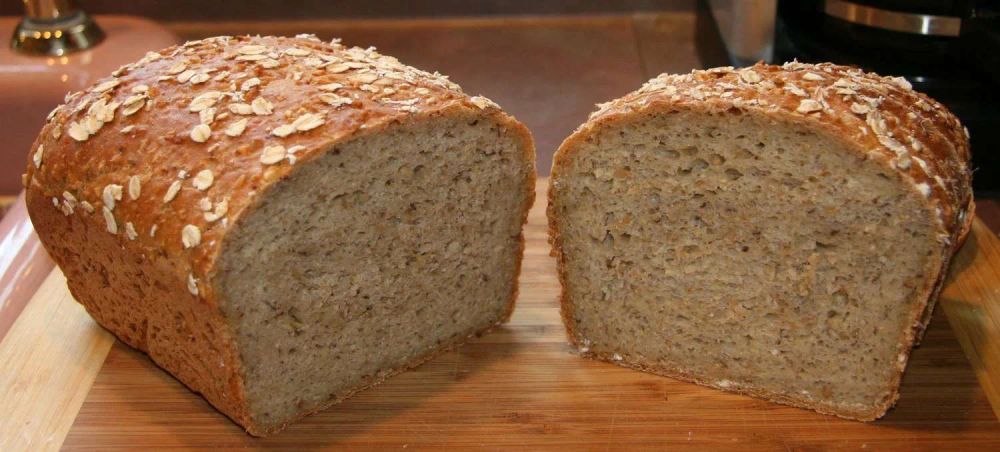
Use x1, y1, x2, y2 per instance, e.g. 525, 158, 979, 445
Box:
181, 224, 201, 248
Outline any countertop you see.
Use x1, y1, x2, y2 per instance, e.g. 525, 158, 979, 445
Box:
2, 179, 997, 450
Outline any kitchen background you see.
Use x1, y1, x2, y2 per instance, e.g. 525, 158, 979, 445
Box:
4, 1, 997, 190
3, 2, 1000, 449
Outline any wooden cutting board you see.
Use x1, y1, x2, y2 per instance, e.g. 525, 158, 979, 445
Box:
3, 178, 1000, 450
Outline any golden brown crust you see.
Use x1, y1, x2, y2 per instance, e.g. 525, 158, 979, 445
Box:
499, 120, 538, 323
24, 35, 534, 436
548, 62, 974, 421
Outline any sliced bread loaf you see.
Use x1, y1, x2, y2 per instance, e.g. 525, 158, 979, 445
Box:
24, 35, 535, 436
548, 62, 973, 420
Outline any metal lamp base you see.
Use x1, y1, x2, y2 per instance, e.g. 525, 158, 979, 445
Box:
10, 10, 105, 56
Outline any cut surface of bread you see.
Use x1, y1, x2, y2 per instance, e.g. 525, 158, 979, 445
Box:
217, 112, 530, 431
549, 63, 973, 421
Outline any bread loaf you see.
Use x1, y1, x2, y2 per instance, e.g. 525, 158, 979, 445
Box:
548, 62, 973, 420
24, 35, 535, 436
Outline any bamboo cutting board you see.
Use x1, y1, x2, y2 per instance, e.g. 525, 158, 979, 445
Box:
3, 179, 1000, 450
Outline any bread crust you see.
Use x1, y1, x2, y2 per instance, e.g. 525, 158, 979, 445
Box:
548, 62, 973, 421
25, 35, 535, 436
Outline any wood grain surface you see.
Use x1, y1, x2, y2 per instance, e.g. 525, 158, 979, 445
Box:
0, 271, 113, 452
940, 217, 1000, 420
43, 179, 998, 450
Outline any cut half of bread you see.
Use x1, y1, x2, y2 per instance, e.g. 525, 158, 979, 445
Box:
548, 62, 973, 421
25, 35, 535, 435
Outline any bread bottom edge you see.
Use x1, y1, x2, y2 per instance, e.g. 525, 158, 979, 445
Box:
578, 350, 896, 423
242, 316, 511, 437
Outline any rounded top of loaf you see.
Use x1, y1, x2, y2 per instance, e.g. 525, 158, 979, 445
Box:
24, 35, 514, 297
567, 62, 973, 248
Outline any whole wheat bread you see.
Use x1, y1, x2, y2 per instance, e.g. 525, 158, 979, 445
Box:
548, 62, 973, 421
24, 35, 535, 436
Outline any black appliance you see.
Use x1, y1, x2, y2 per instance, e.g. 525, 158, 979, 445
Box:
704, 0, 1000, 194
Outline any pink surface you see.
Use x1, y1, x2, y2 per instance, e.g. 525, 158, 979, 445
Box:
0, 16, 179, 340
0, 15, 179, 195
0, 194, 53, 340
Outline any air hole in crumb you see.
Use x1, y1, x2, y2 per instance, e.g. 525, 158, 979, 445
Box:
725, 168, 743, 180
